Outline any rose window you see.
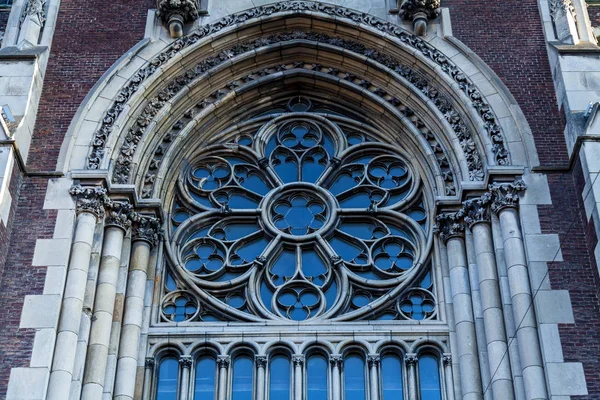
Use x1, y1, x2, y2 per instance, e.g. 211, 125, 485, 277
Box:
166, 98, 434, 323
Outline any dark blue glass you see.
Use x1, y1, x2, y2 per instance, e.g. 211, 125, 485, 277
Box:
269, 356, 291, 400
329, 237, 368, 265
329, 172, 360, 195
344, 355, 366, 400
270, 249, 297, 286
232, 356, 254, 400
194, 357, 216, 400
324, 281, 337, 311
272, 150, 299, 183
214, 192, 259, 209
261, 281, 274, 311
302, 250, 327, 286
301, 150, 327, 183
231, 237, 269, 265
382, 355, 404, 400
211, 223, 259, 241
156, 357, 178, 400
307, 355, 328, 400
419, 355, 442, 400
235, 168, 270, 195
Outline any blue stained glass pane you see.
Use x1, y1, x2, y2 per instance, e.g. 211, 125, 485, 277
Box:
235, 169, 270, 195
232, 357, 254, 400
351, 156, 374, 165
261, 281, 274, 311
270, 250, 297, 286
156, 358, 178, 400
273, 156, 298, 183
329, 173, 360, 195
344, 355, 366, 400
212, 223, 259, 241
419, 355, 442, 400
238, 136, 253, 146
269, 356, 291, 400
420, 272, 432, 289
382, 355, 404, 400
165, 273, 177, 291
302, 250, 327, 286
307, 356, 328, 400
194, 357, 216, 400
302, 157, 327, 183
339, 192, 376, 209
376, 312, 396, 320
329, 237, 368, 265
190, 192, 214, 209
266, 135, 278, 156
382, 191, 408, 207
231, 237, 269, 265
323, 134, 335, 157
325, 281, 337, 311
215, 193, 259, 209
339, 221, 386, 240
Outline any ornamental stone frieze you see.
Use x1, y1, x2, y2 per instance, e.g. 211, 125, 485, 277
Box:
69, 185, 108, 218
399, 0, 441, 36
434, 212, 465, 243
488, 180, 527, 214
157, 0, 201, 38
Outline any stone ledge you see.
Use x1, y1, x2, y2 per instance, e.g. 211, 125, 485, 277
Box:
547, 362, 588, 396
6, 367, 49, 400
534, 290, 574, 324
19, 294, 61, 329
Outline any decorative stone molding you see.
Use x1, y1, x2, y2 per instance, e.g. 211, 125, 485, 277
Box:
367, 354, 380, 367
179, 355, 193, 368
293, 355, 305, 366
20, 0, 46, 26
157, 0, 201, 38
329, 355, 343, 368
442, 353, 452, 366
399, 0, 441, 36
87, 1, 507, 175
217, 355, 230, 368
131, 215, 162, 247
433, 212, 465, 243
145, 357, 156, 368
488, 180, 526, 214
69, 185, 108, 218
104, 199, 134, 231
462, 194, 492, 228
404, 353, 418, 366
255, 355, 267, 368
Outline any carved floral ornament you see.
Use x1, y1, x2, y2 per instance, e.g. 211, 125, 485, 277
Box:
434, 180, 526, 242
85, 1, 509, 187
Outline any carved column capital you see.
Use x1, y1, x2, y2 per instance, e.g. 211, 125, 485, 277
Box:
255, 355, 267, 368
399, 0, 440, 36
69, 185, 108, 219
179, 355, 193, 369
217, 355, 231, 368
442, 353, 452, 366
104, 199, 135, 231
367, 354, 380, 367
293, 354, 305, 367
145, 357, 156, 369
131, 214, 162, 247
434, 212, 465, 243
329, 354, 343, 368
462, 194, 492, 228
157, 0, 201, 38
404, 353, 418, 366
488, 180, 526, 214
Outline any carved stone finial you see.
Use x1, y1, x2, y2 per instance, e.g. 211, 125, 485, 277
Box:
462, 194, 491, 228
488, 180, 526, 214
104, 199, 135, 231
549, 0, 575, 21
404, 353, 418, 366
293, 355, 305, 366
367, 354, 380, 367
217, 355, 231, 368
434, 212, 465, 243
330, 355, 343, 368
399, 0, 440, 36
69, 185, 107, 219
145, 357, 156, 368
255, 355, 267, 368
20, 0, 46, 26
157, 0, 201, 38
179, 355, 193, 368
131, 215, 162, 247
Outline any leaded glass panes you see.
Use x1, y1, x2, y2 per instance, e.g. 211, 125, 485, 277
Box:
419, 355, 442, 400
156, 357, 178, 400
164, 96, 435, 323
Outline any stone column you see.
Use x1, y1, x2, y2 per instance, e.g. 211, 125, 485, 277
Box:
405, 353, 418, 400
114, 216, 160, 400
330, 355, 343, 400
463, 197, 514, 400
443, 354, 456, 400
47, 186, 106, 400
179, 356, 193, 400
256, 356, 267, 400
367, 355, 380, 400
217, 356, 230, 400
81, 200, 133, 399
435, 213, 484, 400
490, 182, 548, 400
142, 358, 155, 400
293, 355, 305, 400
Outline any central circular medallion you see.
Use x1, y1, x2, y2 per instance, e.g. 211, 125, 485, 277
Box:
261, 183, 338, 241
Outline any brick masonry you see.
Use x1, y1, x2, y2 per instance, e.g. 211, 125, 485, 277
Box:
0, 0, 153, 395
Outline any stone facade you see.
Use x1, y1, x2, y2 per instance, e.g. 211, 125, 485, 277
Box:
0, 1, 597, 400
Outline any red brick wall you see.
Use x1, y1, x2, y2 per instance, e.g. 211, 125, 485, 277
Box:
444, 0, 600, 397
0, 9, 10, 36
0, 0, 153, 395
588, 5, 600, 27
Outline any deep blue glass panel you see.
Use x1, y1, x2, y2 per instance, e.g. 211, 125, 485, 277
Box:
307, 355, 328, 400
231, 237, 269, 265
419, 355, 442, 400
382, 355, 404, 400
194, 357, 216, 400
339, 192, 380, 209
235, 168, 270, 195
339, 221, 387, 240
344, 355, 366, 400
214, 192, 259, 209
269, 356, 291, 400
322, 134, 335, 157
156, 357, 178, 400
211, 223, 259, 241
270, 249, 297, 286
329, 171, 361, 195
302, 250, 327, 286
190, 192, 214, 209
324, 280, 337, 311
165, 273, 177, 291
232, 356, 254, 400
272, 149, 299, 183
329, 237, 368, 265
261, 281, 274, 311
301, 150, 327, 183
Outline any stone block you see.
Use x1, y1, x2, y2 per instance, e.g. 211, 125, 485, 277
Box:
43, 265, 67, 295
52, 209, 76, 240
6, 367, 49, 400
30, 329, 56, 368
20, 294, 61, 329
547, 362, 588, 396
535, 290, 574, 324
539, 323, 564, 363
521, 174, 552, 205
524, 234, 563, 262
32, 238, 72, 266
43, 177, 75, 210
